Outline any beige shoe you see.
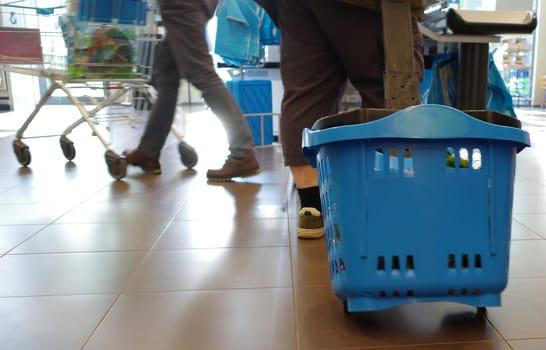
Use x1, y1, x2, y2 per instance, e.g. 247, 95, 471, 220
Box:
297, 207, 324, 239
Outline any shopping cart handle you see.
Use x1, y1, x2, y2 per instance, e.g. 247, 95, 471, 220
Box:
446, 9, 537, 35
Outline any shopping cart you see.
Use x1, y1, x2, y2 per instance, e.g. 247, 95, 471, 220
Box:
302, 1, 534, 313
0, 0, 197, 179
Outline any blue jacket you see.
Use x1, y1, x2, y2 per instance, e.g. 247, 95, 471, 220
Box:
214, 0, 265, 66
260, 13, 280, 45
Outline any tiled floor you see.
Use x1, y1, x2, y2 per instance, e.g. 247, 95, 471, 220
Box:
1, 103, 546, 350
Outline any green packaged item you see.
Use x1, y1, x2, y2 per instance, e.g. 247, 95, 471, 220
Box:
61, 16, 138, 79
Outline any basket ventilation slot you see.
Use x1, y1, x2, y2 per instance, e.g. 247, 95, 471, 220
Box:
448, 254, 483, 269
448, 288, 481, 296
331, 258, 346, 274
376, 255, 415, 271
446, 147, 482, 170
374, 147, 415, 176
377, 290, 415, 297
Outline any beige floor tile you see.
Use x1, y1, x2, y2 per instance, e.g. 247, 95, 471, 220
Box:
513, 193, 546, 214
290, 242, 331, 288
508, 338, 546, 350
125, 247, 292, 292
55, 197, 183, 224
509, 240, 546, 278
485, 278, 546, 339
86, 177, 195, 203
511, 220, 542, 240
11, 221, 168, 253
154, 218, 289, 250
374, 342, 512, 349
0, 251, 146, 296
513, 179, 546, 195
0, 294, 116, 350
295, 286, 501, 350
0, 224, 44, 255
174, 197, 287, 220
512, 213, 546, 238
0, 181, 105, 205
85, 289, 296, 350
0, 202, 74, 225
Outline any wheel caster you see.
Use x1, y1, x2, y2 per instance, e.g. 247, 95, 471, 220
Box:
477, 307, 487, 316
342, 300, 351, 315
13, 139, 31, 166
105, 150, 127, 180
178, 141, 198, 169
60, 136, 76, 160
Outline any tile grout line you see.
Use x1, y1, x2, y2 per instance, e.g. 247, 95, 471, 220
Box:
79, 199, 187, 350
285, 176, 303, 350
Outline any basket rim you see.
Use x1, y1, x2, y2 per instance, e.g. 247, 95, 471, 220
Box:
311, 107, 521, 131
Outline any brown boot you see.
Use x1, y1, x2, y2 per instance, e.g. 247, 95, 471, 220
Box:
207, 155, 260, 181
122, 149, 161, 175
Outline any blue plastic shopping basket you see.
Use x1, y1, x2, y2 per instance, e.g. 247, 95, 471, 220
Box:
302, 104, 530, 313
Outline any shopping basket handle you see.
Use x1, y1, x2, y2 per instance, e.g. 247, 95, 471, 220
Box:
302, 104, 530, 167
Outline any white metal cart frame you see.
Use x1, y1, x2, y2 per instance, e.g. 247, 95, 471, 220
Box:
0, 1, 199, 179
1, 63, 149, 178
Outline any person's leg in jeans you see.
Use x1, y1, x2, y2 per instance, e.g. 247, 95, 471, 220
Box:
123, 40, 180, 174
277, 0, 386, 238
157, 0, 259, 181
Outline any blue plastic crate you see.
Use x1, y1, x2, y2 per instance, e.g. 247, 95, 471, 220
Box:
302, 104, 530, 312
77, 0, 148, 25
226, 79, 274, 146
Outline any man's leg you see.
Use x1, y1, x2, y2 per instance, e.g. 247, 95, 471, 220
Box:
278, 0, 389, 238
157, 0, 259, 180
137, 40, 180, 160
276, 0, 347, 238
124, 40, 180, 174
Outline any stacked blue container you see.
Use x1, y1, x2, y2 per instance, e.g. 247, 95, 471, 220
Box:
226, 80, 274, 146
77, 0, 148, 25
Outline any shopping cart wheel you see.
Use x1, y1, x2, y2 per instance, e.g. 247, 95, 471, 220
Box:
59, 136, 76, 161
342, 300, 351, 315
105, 150, 127, 180
13, 139, 31, 166
178, 141, 198, 169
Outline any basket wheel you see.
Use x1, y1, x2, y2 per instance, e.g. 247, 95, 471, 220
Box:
105, 150, 127, 180
13, 139, 31, 166
342, 300, 351, 315
477, 307, 487, 316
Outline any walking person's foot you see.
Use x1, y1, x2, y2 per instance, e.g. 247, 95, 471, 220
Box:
123, 149, 162, 175
207, 155, 260, 181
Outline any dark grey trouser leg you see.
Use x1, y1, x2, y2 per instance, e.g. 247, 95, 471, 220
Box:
137, 40, 180, 160
157, 0, 255, 159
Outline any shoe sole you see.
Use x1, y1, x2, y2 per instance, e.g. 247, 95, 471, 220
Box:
297, 227, 325, 239
207, 168, 261, 182
125, 163, 161, 175
141, 168, 162, 175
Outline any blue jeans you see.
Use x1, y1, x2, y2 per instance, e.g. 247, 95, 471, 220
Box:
138, 0, 255, 160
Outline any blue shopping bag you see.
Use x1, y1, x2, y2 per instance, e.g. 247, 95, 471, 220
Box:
421, 52, 517, 118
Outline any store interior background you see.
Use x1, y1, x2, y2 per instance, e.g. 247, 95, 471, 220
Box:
0, 0, 545, 120
1, 1, 546, 349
